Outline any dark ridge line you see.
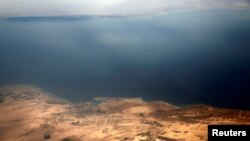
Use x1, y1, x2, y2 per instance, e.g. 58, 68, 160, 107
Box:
5, 15, 93, 22
3, 12, 163, 22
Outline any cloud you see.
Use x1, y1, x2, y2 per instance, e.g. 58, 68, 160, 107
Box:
0, 0, 249, 17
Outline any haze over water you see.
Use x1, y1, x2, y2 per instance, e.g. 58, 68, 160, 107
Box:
0, 9, 250, 109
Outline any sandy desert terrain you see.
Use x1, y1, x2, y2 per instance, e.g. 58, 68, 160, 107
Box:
0, 85, 250, 141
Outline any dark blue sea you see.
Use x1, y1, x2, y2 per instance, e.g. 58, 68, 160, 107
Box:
1, 9, 250, 109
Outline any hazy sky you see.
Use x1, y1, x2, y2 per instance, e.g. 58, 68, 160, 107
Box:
0, 0, 250, 17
